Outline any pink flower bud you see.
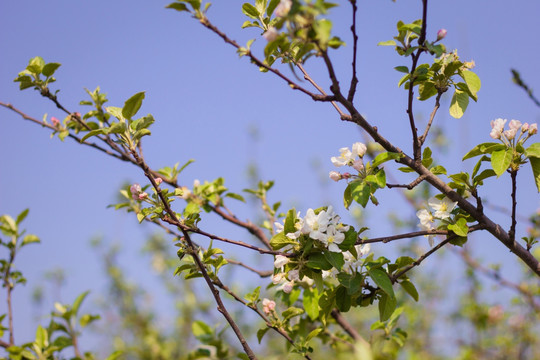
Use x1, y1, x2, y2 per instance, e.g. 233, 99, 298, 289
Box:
436, 29, 447, 41
262, 298, 276, 314
263, 27, 278, 42
529, 123, 538, 135
155, 177, 163, 185
138, 192, 148, 200
504, 128, 517, 140
329, 171, 342, 182
352, 159, 364, 172
51, 117, 60, 127
522, 123, 529, 132
342, 172, 351, 179
130, 183, 142, 199
508, 119, 522, 131
282, 281, 294, 293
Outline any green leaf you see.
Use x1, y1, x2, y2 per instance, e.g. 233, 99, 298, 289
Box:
378, 292, 397, 322
394, 66, 409, 73
242, 3, 260, 19
72, 291, 90, 316
122, 92, 145, 119
306, 253, 332, 270
447, 218, 469, 237
133, 128, 151, 141
282, 307, 304, 321
166, 3, 189, 11
323, 251, 344, 271
350, 182, 370, 208
257, 327, 270, 343
473, 169, 496, 185
491, 148, 513, 177
42, 63, 61, 77
303, 289, 320, 320
398, 73, 410, 87
106, 106, 124, 120
449, 90, 469, 119
108, 121, 127, 134
378, 40, 396, 46
192, 320, 213, 339
463, 142, 505, 160
80, 129, 106, 142
270, 232, 296, 250
368, 268, 395, 298
28, 56, 45, 74
460, 70, 481, 98
35, 325, 48, 349
418, 81, 438, 101
79, 313, 100, 327
105, 351, 124, 360
225, 192, 246, 202
21, 234, 40, 246
371, 152, 402, 168
530, 157, 540, 192
15, 209, 29, 225
526, 143, 540, 158
335, 286, 351, 312
306, 328, 323, 342
430, 165, 447, 175
399, 280, 419, 301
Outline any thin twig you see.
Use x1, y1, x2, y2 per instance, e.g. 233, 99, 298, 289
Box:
509, 169, 518, 242
391, 235, 454, 282
199, 17, 335, 103
387, 174, 428, 189
418, 92, 442, 145
296, 63, 346, 117
347, 0, 359, 102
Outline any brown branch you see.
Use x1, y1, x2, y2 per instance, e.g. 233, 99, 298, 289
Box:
391, 235, 454, 282
347, 0, 359, 102
509, 169, 518, 242
296, 63, 346, 117
225, 259, 273, 278
210, 205, 271, 249
198, 17, 335, 103
0, 102, 131, 162
212, 279, 312, 360
386, 174, 428, 189
359, 224, 485, 245
132, 150, 258, 360
331, 309, 369, 346
418, 91, 442, 145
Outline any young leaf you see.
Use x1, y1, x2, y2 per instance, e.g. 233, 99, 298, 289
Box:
460, 70, 481, 99
399, 280, 419, 301
378, 292, 397, 322
449, 90, 469, 119
368, 268, 395, 298
491, 148, 513, 177
526, 143, 540, 158
122, 92, 145, 119
242, 3, 260, 19
530, 157, 540, 192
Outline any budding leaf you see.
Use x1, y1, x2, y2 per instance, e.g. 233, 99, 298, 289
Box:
122, 92, 145, 120
491, 148, 513, 177
529, 157, 540, 192
449, 89, 469, 118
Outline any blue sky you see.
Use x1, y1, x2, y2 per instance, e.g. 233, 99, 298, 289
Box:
1, 0, 539, 349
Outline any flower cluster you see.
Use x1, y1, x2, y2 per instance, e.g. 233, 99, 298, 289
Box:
322, 243, 370, 279
262, 298, 276, 315
490, 118, 537, 143
130, 183, 148, 200
329, 142, 367, 181
416, 196, 457, 246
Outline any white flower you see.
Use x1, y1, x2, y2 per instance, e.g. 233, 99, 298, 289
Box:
508, 119, 522, 131
416, 209, 435, 247
263, 27, 279, 42
274, 255, 289, 269
428, 196, 457, 219
272, 273, 285, 284
504, 128, 518, 140
490, 118, 507, 139
288, 269, 300, 281
304, 208, 329, 240
331, 147, 354, 167
356, 244, 370, 257
282, 281, 294, 293
274, 0, 292, 17
320, 225, 345, 252
352, 142, 367, 158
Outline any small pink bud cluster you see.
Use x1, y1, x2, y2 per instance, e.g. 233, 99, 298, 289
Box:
262, 298, 276, 315
51, 117, 61, 127
154, 177, 163, 185
490, 118, 537, 141
436, 29, 447, 41
130, 183, 148, 200
329, 142, 367, 182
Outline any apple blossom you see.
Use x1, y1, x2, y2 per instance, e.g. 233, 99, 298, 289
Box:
274, 255, 289, 268
521, 123, 529, 132
262, 298, 276, 314
529, 123, 538, 135
352, 142, 367, 158
263, 27, 278, 42
154, 177, 163, 185
428, 196, 457, 219
331, 147, 354, 167
274, 0, 292, 17
304, 208, 330, 240
509, 119, 522, 131
51, 116, 60, 127
329, 171, 342, 182
490, 118, 507, 139
282, 281, 294, 293
320, 225, 345, 252
352, 159, 364, 172
130, 183, 142, 200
